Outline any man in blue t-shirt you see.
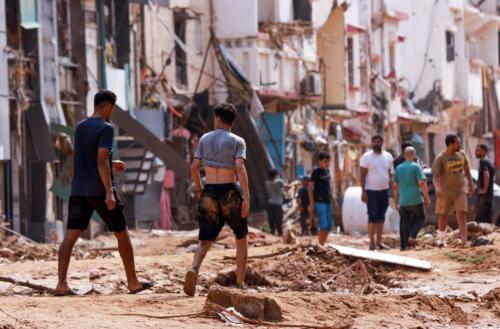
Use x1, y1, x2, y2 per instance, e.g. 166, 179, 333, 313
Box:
393, 147, 431, 251
54, 90, 153, 296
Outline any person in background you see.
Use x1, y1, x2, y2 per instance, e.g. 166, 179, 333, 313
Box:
394, 142, 413, 169
393, 147, 431, 251
432, 134, 474, 248
360, 135, 394, 250
308, 152, 338, 245
265, 168, 285, 236
297, 176, 315, 236
475, 144, 495, 224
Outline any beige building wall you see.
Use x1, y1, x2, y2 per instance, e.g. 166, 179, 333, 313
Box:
318, 6, 346, 108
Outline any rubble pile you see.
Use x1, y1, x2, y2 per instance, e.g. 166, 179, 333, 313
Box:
0, 233, 121, 264
398, 222, 499, 250
215, 244, 409, 294
0, 235, 57, 262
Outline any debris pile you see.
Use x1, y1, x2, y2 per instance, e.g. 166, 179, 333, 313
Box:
400, 222, 498, 250
0, 235, 57, 262
215, 244, 411, 294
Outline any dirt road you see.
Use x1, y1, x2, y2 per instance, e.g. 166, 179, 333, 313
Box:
0, 229, 499, 328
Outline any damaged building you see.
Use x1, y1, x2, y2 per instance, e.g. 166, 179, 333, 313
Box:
0, 0, 499, 241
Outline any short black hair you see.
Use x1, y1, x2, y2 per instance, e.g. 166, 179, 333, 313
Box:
302, 175, 310, 181
445, 134, 459, 146
214, 102, 237, 125
268, 168, 279, 180
94, 90, 117, 107
318, 151, 331, 161
478, 144, 488, 153
401, 141, 412, 152
372, 134, 384, 142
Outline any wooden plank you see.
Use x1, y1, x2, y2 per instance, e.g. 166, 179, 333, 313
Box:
329, 244, 432, 270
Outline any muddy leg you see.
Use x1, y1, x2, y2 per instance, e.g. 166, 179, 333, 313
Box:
192, 240, 213, 273
235, 236, 248, 287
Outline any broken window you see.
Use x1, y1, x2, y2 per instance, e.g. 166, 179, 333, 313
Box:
57, 0, 71, 58
347, 37, 354, 87
293, 0, 312, 22
174, 10, 188, 87
446, 30, 455, 62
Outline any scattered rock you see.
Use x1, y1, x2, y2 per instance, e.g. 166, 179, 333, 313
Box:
206, 285, 282, 322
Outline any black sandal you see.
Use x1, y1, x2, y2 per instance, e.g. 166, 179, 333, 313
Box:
128, 281, 154, 294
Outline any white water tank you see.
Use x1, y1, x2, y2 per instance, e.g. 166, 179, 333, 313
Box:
342, 187, 400, 235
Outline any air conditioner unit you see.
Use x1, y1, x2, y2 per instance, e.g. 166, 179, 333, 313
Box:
306, 72, 321, 96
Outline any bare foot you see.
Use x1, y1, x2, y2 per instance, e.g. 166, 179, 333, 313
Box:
127, 280, 143, 292
54, 281, 75, 296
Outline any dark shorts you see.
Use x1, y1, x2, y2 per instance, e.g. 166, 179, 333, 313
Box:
476, 195, 492, 223
67, 194, 127, 233
366, 189, 389, 223
198, 183, 248, 241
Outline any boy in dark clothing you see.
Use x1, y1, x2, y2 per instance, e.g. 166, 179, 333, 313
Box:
475, 144, 495, 223
308, 152, 338, 245
55, 90, 152, 296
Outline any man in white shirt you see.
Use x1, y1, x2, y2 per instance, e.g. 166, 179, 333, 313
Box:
360, 135, 394, 250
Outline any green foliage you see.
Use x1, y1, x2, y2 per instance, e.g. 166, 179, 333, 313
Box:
444, 251, 486, 265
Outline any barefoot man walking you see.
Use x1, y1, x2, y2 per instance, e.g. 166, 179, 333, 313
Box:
184, 103, 250, 296
55, 90, 152, 295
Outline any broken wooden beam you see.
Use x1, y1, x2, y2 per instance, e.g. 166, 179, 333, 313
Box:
0, 276, 56, 293
329, 244, 431, 270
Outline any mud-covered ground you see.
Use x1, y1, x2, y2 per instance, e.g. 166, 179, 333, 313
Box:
0, 226, 499, 328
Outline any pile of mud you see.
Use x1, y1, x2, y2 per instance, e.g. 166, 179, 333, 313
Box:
482, 287, 500, 310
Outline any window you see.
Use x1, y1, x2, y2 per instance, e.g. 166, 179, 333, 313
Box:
194, 16, 202, 55
57, 0, 71, 58
389, 43, 396, 72
446, 31, 455, 62
347, 37, 354, 86
293, 0, 312, 22
174, 10, 188, 87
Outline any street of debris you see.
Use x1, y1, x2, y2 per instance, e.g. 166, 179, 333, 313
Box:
1, 225, 499, 329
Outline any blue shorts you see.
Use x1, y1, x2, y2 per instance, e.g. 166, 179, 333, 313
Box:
366, 189, 389, 223
314, 202, 333, 232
